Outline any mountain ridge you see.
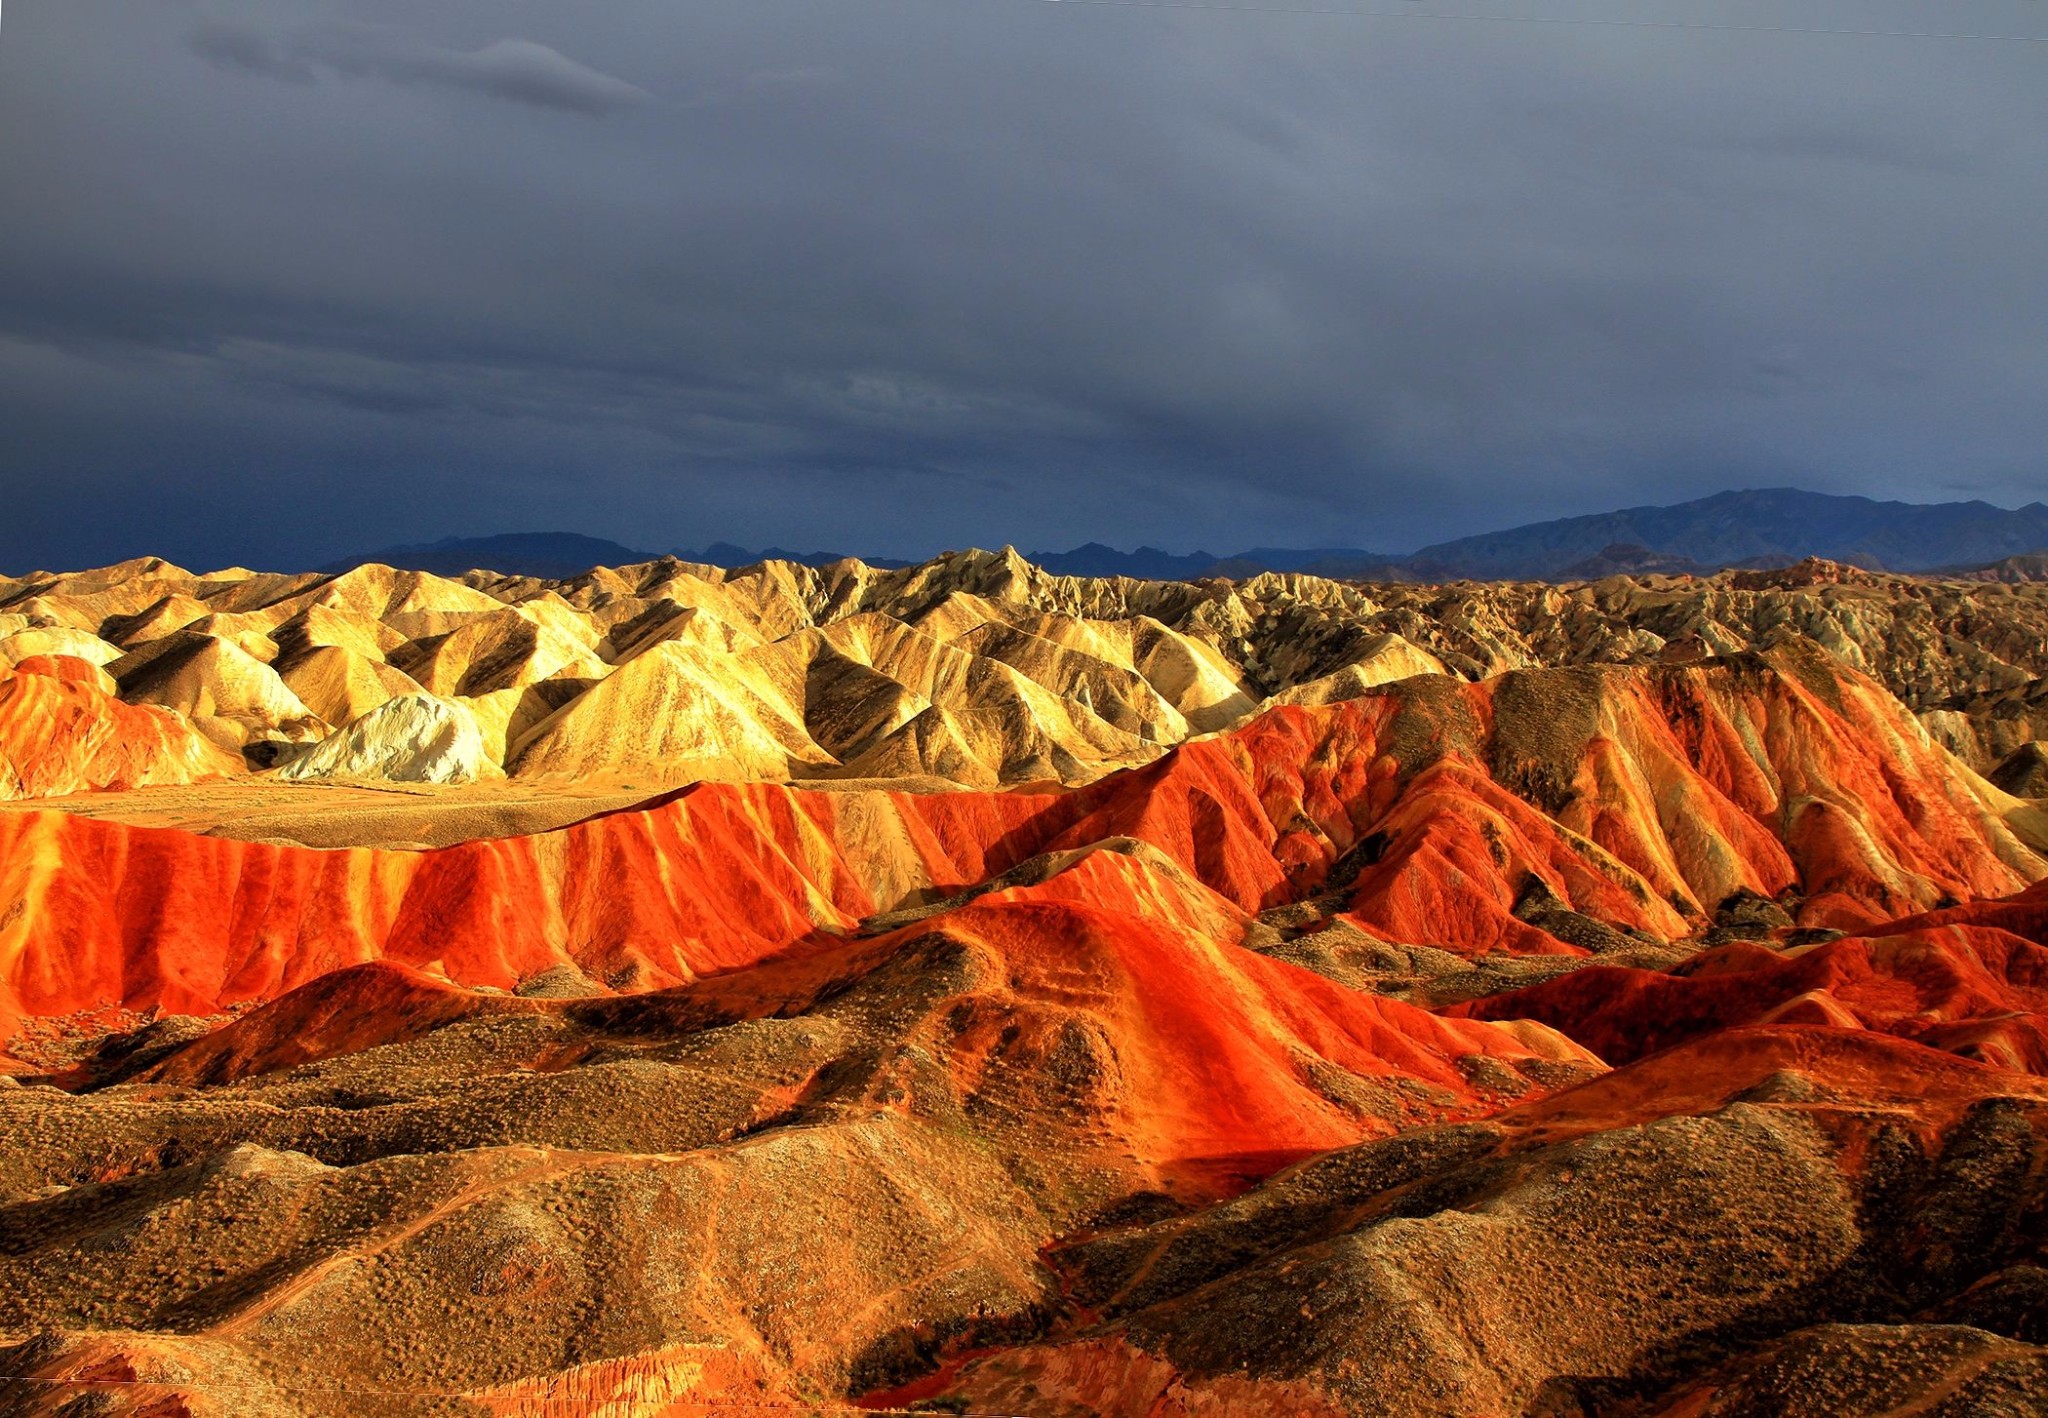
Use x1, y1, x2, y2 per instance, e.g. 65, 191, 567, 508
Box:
318, 488, 2048, 584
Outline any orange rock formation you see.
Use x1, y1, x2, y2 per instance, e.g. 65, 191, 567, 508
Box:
1, 553, 2045, 1416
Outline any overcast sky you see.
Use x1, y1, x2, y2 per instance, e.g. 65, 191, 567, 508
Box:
1, 0, 2043, 571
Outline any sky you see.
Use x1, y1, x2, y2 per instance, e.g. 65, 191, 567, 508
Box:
1, 0, 2044, 572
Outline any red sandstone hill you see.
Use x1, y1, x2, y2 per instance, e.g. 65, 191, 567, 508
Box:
1454, 878, 2048, 1072
115, 846, 1598, 1194
0, 656, 239, 801
0, 650, 2037, 1054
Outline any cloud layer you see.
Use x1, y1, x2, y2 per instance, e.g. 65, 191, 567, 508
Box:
0, 0, 2043, 571
190, 18, 651, 115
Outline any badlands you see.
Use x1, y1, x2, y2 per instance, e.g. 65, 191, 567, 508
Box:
0, 548, 2047, 1414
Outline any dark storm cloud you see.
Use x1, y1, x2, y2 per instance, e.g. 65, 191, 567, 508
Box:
188, 17, 651, 116
0, 0, 2043, 571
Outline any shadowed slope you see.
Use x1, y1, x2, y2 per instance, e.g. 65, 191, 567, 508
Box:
944, 1028, 2048, 1417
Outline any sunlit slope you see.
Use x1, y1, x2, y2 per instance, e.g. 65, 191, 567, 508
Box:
0, 656, 240, 801
1, 650, 2039, 1051
7, 548, 2048, 791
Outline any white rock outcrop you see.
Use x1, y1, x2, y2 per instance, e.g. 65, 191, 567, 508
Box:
277, 693, 500, 784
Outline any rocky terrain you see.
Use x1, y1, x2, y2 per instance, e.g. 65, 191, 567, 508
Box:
0, 550, 2046, 1415
3, 547, 2046, 797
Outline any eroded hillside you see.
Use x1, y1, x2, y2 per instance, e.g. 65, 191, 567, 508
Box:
3, 549, 2047, 803
0, 551, 2045, 1416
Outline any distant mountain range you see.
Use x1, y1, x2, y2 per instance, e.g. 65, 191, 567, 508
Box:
325, 489, 2048, 584
1399, 488, 2048, 580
